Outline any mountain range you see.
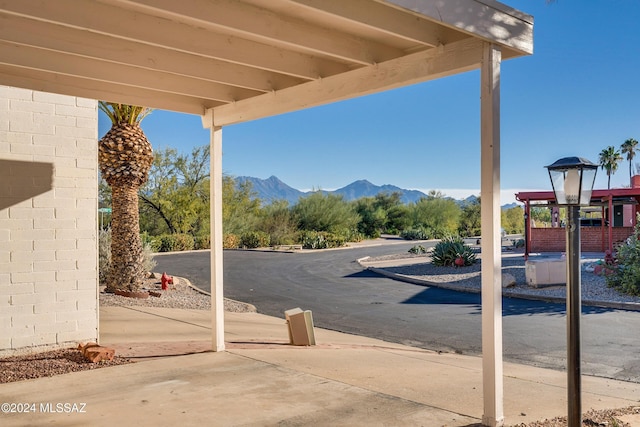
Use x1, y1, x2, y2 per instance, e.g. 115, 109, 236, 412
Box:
236, 175, 482, 206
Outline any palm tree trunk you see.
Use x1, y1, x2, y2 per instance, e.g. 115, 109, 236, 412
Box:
106, 182, 146, 292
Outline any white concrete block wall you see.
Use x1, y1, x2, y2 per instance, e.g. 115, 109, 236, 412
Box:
0, 86, 98, 356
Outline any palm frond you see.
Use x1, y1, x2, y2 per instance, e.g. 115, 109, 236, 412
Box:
621, 138, 639, 161
99, 101, 152, 125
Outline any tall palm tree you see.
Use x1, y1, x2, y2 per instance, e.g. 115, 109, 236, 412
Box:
98, 103, 153, 293
598, 146, 623, 190
621, 138, 639, 186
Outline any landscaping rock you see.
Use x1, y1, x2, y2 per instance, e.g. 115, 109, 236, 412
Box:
78, 343, 115, 363
502, 273, 516, 288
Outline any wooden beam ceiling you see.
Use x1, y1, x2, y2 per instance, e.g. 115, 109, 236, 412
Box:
0, 0, 533, 122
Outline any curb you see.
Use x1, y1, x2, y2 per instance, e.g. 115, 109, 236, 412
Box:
358, 261, 640, 312
151, 238, 437, 256
171, 274, 258, 313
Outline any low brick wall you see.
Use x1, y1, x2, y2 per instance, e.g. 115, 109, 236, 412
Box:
531, 227, 633, 252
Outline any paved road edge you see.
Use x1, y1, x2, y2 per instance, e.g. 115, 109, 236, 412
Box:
358, 257, 640, 313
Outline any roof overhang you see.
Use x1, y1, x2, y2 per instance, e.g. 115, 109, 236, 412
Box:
516, 188, 640, 206
0, 0, 533, 126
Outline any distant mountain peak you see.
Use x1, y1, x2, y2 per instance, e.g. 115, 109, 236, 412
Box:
265, 175, 285, 183
235, 176, 516, 208
236, 176, 429, 205
352, 179, 373, 185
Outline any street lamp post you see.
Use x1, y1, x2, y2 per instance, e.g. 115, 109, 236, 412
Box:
546, 157, 598, 427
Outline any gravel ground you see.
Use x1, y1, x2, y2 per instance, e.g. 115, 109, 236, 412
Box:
98, 273, 256, 313
369, 251, 640, 307
1, 274, 254, 385
509, 406, 640, 427
0, 348, 132, 384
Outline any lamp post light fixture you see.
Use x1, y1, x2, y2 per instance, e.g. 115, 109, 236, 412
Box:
545, 157, 598, 427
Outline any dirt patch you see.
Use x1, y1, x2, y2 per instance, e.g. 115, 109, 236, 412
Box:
0, 348, 132, 384
510, 406, 640, 426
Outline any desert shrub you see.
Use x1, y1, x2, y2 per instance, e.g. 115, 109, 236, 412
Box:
223, 176, 261, 237
300, 231, 346, 249
156, 233, 195, 252
408, 245, 427, 255
173, 233, 195, 251
326, 232, 347, 248
342, 229, 364, 243
240, 231, 271, 249
513, 239, 525, 248
223, 233, 240, 249
258, 200, 298, 246
301, 231, 328, 249
606, 216, 640, 295
156, 235, 174, 252
410, 193, 461, 237
386, 204, 412, 234
99, 229, 155, 285
141, 231, 162, 252
194, 234, 211, 250
142, 242, 157, 273
400, 227, 431, 240
292, 192, 360, 237
430, 226, 451, 240
98, 228, 111, 285
354, 199, 386, 238
431, 236, 477, 267
269, 234, 296, 246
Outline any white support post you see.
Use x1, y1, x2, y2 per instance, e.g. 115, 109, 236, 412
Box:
480, 42, 503, 427
203, 109, 225, 352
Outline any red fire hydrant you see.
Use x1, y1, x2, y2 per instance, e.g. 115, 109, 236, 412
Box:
161, 272, 173, 290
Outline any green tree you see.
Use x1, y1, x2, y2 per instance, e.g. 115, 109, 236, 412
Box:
501, 206, 524, 234
258, 200, 297, 246
139, 148, 180, 234
621, 138, 638, 186
530, 206, 552, 227
139, 146, 210, 237
292, 191, 360, 237
98, 102, 153, 293
386, 204, 412, 234
458, 197, 481, 237
373, 192, 402, 211
353, 192, 404, 238
599, 146, 623, 189
354, 197, 387, 238
170, 145, 210, 237
222, 176, 261, 236
410, 191, 461, 238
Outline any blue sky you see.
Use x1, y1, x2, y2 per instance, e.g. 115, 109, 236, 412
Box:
98, 1, 640, 205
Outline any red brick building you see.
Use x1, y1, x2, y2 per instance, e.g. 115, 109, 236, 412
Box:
516, 177, 640, 257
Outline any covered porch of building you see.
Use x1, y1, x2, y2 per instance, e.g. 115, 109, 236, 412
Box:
0, 1, 533, 425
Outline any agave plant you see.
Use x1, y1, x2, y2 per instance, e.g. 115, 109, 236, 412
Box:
431, 236, 477, 267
